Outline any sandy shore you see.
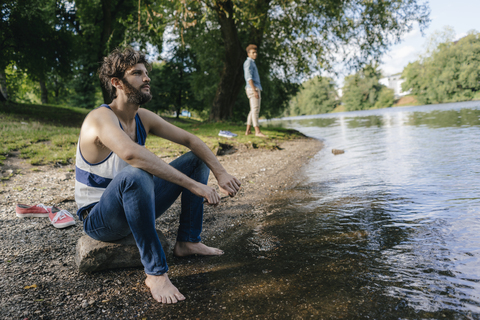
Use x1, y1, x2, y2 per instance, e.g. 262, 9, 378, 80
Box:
0, 136, 322, 319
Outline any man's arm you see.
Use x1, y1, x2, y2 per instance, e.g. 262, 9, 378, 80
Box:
138, 108, 241, 197
244, 60, 259, 98
85, 108, 230, 204
248, 79, 259, 99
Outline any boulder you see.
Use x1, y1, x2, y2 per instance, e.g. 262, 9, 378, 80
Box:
75, 230, 170, 272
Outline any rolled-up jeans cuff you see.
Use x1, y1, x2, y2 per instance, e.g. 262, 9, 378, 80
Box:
145, 266, 169, 276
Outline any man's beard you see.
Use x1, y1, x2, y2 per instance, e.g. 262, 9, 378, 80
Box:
121, 78, 152, 105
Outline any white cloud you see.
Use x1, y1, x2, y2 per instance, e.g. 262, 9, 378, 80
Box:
402, 28, 420, 40
380, 45, 419, 76
454, 32, 468, 41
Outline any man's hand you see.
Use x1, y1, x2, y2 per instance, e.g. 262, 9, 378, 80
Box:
193, 183, 221, 206
251, 86, 259, 99
217, 173, 241, 197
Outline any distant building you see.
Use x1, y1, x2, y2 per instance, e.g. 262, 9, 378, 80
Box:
379, 73, 411, 98
337, 88, 343, 98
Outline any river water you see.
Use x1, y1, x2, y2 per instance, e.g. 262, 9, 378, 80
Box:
259, 101, 480, 318
159, 101, 480, 319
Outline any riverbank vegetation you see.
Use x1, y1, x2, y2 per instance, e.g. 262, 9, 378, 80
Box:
1, 0, 429, 122
402, 31, 480, 104
0, 102, 302, 166
283, 76, 339, 117
285, 28, 480, 117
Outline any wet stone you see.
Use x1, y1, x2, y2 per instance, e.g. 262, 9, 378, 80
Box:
75, 229, 169, 272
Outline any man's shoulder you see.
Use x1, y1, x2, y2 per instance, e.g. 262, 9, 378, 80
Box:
137, 107, 166, 130
137, 107, 157, 121
83, 105, 116, 126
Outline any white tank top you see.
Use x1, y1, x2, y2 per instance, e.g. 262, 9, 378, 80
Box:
74, 105, 147, 210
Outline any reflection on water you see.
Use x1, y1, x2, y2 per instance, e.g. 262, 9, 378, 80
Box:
262, 101, 480, 318
147, 102, 480, 319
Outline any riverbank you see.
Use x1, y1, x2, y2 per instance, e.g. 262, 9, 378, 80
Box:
0, 136, 321, 319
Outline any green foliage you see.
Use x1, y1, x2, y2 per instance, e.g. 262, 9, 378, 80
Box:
1, 0, 78, 105
1, 0, 76, 79
342, 64, 385, 111
402, 30, 480, 104
4, 65, 41, 104
2, 0, 430, 121
258, 75, 300, 120
147, 0, 430, 120
148, 48, 203, 117
284, 76, 338, 116
374, 87, 395, 109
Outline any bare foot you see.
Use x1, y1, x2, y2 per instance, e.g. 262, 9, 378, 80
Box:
245, 131, 252, 135
145, 273, 185, 304
173, 241, 224, 257
255, 132, 267, 137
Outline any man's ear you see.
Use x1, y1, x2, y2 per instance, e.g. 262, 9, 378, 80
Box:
111, 77, 122, 90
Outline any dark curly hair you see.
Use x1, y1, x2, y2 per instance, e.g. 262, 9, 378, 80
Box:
98, 47, 151, 101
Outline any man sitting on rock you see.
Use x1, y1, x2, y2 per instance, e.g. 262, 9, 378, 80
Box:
74, 47, 241, 304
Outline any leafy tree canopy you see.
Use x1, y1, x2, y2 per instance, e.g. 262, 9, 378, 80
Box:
152, 0, 430, 120
148, 47, 203, 117
342, 64, 392, 111
2, 0, 430, 120
402, 29, 480, 104
284, 76, 339, 117
1, 0, 76, 79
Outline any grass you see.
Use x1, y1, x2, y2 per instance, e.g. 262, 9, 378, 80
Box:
0, 101, 304, 166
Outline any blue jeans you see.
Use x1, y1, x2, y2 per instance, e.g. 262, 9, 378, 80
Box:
82, 152, 210, 276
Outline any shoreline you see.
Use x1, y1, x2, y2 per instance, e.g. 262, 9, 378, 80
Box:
0, 136, 322, 319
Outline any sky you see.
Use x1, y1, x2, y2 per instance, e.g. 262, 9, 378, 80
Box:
379, 0, 480, 77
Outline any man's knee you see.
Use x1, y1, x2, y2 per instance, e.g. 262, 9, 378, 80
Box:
181, 152, 210, 179
119, 166, 154, 188
182, 152, 205, 166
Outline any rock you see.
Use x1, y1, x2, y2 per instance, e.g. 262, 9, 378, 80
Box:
58, 172, 72, 181
215, 142, 236, 156
332, 149, 345, 155
3, 169, 13, 177
75, 230, 170, 272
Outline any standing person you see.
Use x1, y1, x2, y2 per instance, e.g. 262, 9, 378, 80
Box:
244, 44, 266, 137
75, 47, 241, 304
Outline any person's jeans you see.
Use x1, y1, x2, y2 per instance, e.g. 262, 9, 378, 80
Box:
246, 88, 261, 127
82, 151, 210, 276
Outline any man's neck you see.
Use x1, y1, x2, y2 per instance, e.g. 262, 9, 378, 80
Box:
109, 99, 139, 123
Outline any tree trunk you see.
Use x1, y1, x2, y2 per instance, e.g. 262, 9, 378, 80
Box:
210, 0, 271, 121
210, 1, 247, 121
0, 70, 8, 101
176, 88, 181, 119
176, 66, 183, 119
100, 0, 114, 104
39, 80, 48, 104
54, 77, 60, 103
